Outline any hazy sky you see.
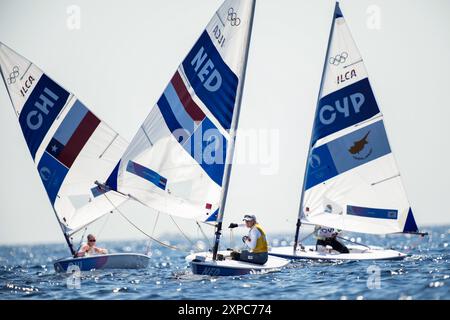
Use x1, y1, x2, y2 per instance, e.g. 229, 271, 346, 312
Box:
0, 0, 449, 246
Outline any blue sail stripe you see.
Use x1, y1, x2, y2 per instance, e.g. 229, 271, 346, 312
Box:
126, 161, 167, 190
53, 100, 89, 145
158, 94, 225, 186
347, 205, 398, 220
306, 120, 391, 190
157, 94, 184, 135
184, 117, 226, 186
163, 83, 195, 135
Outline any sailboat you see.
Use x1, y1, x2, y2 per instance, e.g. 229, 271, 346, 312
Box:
0, 42, 150, 271
269, 2, 426, 261
104, 0, 289, 276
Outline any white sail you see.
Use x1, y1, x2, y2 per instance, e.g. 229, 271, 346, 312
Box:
109, 0, 255, 222
300, 3, 419, 235
0, 42, 129, 236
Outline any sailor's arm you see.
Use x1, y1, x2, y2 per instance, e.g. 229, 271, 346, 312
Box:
94, 247, 108, 254
228, 223, 246, 229
76, 244, 89, 257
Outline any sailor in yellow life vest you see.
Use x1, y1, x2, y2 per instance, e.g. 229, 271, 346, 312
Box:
228, 214, 268, 265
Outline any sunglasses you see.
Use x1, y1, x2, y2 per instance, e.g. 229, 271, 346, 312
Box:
88, 239, 96, 242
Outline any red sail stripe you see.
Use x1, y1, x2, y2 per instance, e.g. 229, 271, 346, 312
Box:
58, 112, 101, 168
171, 71, 206, 122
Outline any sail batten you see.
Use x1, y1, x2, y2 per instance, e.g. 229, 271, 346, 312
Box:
300, 2, 419, 235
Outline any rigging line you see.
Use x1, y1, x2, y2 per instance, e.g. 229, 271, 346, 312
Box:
76, 227, 88, 253
196, 221, 213, 249
118, 208, 179, 251
215, 11, 225, 27
298, 230, 316, 244
55, 94, 76, 121
169, 215, 197, 249
371, 174, 401, 186
97, 210, 111, 238
19, 62, 32, 80
229, 228, 235, 250
336, 235, 371, 249
98, 133, 119, 159
141, 126, 153, 147
146, 211, 160, 255
102, 193, 180, 251
343, 59, 363, 69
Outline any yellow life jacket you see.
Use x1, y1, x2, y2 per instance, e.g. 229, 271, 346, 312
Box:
253, 224, 268, 253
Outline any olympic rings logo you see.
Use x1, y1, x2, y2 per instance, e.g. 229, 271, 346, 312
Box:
7, 66, 20, 85
227, 8, 241, 26
329, 52, 348, 66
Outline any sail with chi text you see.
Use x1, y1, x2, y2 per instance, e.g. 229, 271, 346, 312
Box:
106, 0, 254, 222
300, 2, 419, 235
0, 42, 129, 237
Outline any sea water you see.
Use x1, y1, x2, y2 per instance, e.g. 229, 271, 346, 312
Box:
0, 226, 448, 300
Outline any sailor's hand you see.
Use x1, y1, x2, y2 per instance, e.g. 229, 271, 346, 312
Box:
242, 236, 250, 243
228, 223, 239, 229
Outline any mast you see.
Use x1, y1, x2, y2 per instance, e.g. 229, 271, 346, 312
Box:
59, 218, 76, 257
293, 2, 340, 252
212, 0, 257, 261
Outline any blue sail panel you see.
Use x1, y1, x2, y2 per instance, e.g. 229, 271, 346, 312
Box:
18, 74, 70, 160
335, 3, 343, 18
184, 117, 226, 187
182, 31, 239, 130
205, 208, 219, 222
158, 93, 226, 187
37, 151, 69, 204
306, 120, 391, 190
403, 208, 419, 233
312, 78, 380, 146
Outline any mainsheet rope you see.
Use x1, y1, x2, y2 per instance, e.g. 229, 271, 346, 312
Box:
146, 212, 160, 255
196, 221, 213, 249
103, 194, 181, 252
104, 193, 217, 254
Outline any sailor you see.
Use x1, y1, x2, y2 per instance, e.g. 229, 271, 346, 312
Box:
76, 234, 108, 257
314, 226, 349, 254
228, 214, 268, 265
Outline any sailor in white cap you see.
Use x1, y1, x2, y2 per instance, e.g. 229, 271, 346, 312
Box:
228, 214, 268, 265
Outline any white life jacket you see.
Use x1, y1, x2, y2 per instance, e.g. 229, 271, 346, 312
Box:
315, 227, 337, 240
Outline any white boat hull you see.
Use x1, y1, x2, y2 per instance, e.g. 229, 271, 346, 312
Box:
186, 250, 290, 276
53, 253, 150, 272
269, 245, 407, 261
